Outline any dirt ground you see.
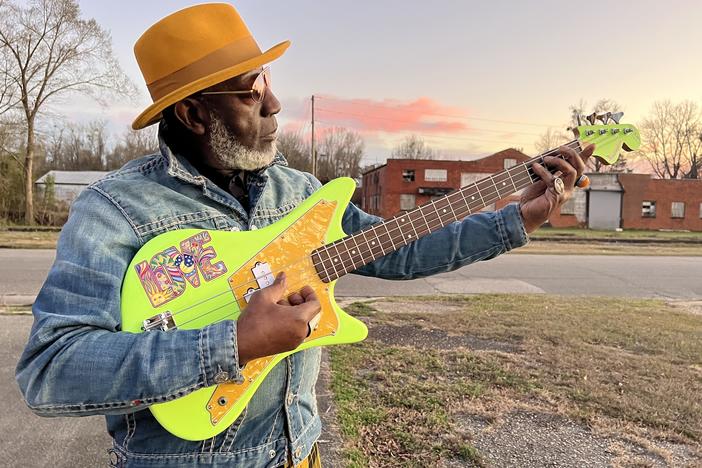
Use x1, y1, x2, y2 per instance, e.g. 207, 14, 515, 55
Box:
321, 296, 702, 467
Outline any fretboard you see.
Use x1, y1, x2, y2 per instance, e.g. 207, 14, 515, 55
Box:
312, 140, 580, 282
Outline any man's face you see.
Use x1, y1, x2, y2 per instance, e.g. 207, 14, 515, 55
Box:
201, 67, 281, 171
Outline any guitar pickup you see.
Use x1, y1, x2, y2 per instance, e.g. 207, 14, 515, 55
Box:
243, 262, 275, 303
142, 311, 176, 331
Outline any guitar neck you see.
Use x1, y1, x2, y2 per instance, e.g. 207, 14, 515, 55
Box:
312, 139, 580, 282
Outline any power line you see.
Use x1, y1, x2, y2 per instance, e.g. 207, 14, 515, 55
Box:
314, 119, 534, 147
315, 95, 562, 128
315, 107, 543, 137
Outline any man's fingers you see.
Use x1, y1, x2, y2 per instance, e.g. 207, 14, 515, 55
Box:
299, 285, 317, 302
531, 162, 551, 184
295, 295, 322, 322
579, 143, 595, 164
558, 146, 585, 177
257, 271, 287, 302
287, 291, 304, 306
542, 156, 577, 187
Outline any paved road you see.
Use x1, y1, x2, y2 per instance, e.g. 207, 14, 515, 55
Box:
1, 315, 110, 467
2, 249, 701, 301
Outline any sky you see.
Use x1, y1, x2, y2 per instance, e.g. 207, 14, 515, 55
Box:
58, 0, 702, 166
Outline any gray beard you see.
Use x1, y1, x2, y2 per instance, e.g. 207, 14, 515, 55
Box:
207, 112, 277, 171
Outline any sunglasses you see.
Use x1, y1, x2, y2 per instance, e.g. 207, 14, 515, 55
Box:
200, 67, 271, 102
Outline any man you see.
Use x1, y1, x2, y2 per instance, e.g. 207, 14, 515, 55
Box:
16, 3, 591, 467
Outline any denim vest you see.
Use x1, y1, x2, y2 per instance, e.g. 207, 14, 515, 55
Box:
16, 139, 528, 467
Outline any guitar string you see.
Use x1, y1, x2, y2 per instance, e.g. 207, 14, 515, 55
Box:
155, 134, 621, 325
161, 135, 613, 324
163, 137, 604, 324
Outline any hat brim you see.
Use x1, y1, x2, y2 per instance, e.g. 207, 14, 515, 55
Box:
132, 40, 290, 130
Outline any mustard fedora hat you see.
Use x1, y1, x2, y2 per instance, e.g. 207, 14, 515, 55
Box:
132, 3, 290, 130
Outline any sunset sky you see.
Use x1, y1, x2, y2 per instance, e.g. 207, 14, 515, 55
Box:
66, 0, 702, 166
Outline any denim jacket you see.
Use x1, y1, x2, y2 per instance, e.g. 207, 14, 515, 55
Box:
16, 138, 528, 467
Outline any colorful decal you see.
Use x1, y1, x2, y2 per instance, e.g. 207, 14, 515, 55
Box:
136, 231, 228, 308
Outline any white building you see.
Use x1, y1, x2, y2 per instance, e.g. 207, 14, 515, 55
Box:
35, 171, 108, 204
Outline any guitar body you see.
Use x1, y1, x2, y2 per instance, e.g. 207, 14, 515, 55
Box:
120, 177, 367, 440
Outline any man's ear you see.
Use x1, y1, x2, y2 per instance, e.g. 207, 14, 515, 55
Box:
173, 97, 209, 136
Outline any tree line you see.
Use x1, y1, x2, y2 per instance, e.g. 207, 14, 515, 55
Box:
534, 98, 702, 179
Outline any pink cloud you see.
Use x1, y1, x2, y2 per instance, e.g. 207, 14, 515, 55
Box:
312, 96, 471, 135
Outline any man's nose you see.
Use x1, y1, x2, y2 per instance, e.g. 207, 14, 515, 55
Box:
262, 88, 281, 116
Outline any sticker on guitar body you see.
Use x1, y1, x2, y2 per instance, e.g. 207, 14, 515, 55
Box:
135, 231, 227, 308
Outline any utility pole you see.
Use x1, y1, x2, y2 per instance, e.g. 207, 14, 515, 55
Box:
311, 94, 316, 178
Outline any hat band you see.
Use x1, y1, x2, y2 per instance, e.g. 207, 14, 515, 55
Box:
146, 35, 261, 101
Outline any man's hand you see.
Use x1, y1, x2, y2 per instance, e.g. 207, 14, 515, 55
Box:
236, 272, 321, 366
519, 144, 595, 233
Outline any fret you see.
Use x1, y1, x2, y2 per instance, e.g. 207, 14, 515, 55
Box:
400, 212, 419, 242
416, 206, 432, 236
474, 181, 487, 207
348, 232, 365, 270
331, 240, 351, 276
506, 166, 519, 192
363, 227, 385, 258
447, 195, 459, 220
371, 225, 388, 256
319, 249, 337, 283
433, 198, 453, 226
325, 245, 341, 280
490, 174, 503, 199
492, 172, 513, 200
383, 218, 399, 250
456, 189, 472, 218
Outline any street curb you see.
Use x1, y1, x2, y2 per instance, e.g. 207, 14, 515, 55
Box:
0, 295, 36, 306
531, 236, 702, 244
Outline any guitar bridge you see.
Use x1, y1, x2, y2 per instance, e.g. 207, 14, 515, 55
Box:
142, 311, 176, 331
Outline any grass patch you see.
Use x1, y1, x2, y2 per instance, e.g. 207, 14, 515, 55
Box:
514, 240, 702, 256
0, 230, 59, 249
0, 305, 31, 314
330, 295, 702, 465
530, 227, 702, 241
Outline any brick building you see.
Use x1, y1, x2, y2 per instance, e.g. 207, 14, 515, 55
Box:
361, 149, 531, 219
363, 151, 702, 232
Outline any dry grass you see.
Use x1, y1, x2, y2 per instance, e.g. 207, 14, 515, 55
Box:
514, 240, 702, 256
530, 227, 702, 241
330, 295, 702, 467
0, 230, 59, 249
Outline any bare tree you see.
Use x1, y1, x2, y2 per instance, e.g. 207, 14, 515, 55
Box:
535, 98, 626, 172
106, 125, 158, 170
44, 120, 108, 170
317, 127, 364, 182
276, 130, 311, 173
390, 134, 437, 160
0, 0, 134, 223
640, 100, 702, 179
534, 127, 570, 154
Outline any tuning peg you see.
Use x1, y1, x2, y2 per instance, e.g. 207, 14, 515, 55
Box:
610, 111, 624, 124
596, 112, 612, 124
586, 112, 598, 125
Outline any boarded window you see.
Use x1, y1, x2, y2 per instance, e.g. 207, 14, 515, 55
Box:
560, 197, 576, 215
461, 172, 482, 187
402, 169, 415, 182
641, 201, 656, 218
400, 194, 416, 210
671, 201, 685, 218
424, 169, 447, 182
503, 158, 517, 169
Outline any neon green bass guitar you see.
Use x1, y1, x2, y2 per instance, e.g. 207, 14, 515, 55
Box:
121, 114, 640, 440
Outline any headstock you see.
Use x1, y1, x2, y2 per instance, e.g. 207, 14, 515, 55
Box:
572, 112, 640, 165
